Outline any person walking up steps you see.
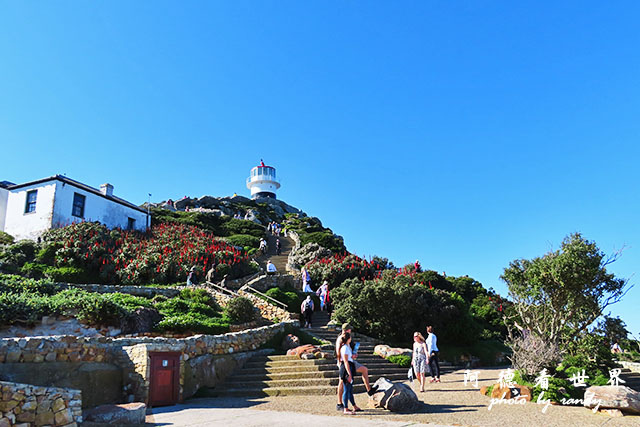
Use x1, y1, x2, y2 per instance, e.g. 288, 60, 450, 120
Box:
301, 295, 314, 328
426, 325, 441, 383
335, 323, 378, 411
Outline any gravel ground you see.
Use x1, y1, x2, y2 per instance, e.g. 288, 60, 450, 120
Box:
158, 367, 640, 427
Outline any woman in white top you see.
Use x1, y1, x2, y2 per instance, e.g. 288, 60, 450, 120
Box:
337, 332, 361, 414
426, 325, 441, 383
412, 332, 429, 392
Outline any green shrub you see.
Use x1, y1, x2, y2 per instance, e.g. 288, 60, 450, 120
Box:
154, 313, 230, 335
0, 292, 53, 325
179, 288, 219, 308
0, 240, 38, 274
44, 266, 90, 283
48, 289, 126, 326
36, 242, 61, 265
263, 287, 301, 313
20, 262, 48, 279
107, 293, 154, 311
299, 231, 345, 253
220, 219, 265, 238
332, 275, 480, 345
0, 273, 57, 295
226, 234, 260, 248
387, 354, 411, 368
225, 296, 255, 323
0, 232, 14, 245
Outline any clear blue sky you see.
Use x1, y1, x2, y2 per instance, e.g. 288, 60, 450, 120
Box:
2, 2, 639, 334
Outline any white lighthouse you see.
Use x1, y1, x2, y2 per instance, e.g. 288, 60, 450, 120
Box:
246, 160, 281, 200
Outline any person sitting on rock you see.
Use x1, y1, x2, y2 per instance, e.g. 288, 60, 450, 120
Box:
266, 260, 277, 275
186, 266, 198, 286
336, 323, 378, 411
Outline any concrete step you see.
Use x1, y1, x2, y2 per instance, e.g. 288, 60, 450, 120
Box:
237, 364, 409, 376
225, 373, 408, 388
231, 365, 410, 380
203, 384, 371, 397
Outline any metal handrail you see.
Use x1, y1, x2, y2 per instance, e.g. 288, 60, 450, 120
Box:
240, 284, 288, 310
205, 281, 240, 298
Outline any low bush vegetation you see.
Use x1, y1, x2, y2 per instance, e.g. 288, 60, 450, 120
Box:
387, 354, 411, 368
224, 296, 255, 323
0, 274, 238, 334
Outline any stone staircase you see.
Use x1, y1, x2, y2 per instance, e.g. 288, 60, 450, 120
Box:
255, 233, 294, 273
204, 317, 453, 397
620, 368, 640, 392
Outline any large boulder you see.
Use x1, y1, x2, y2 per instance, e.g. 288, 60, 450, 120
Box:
374, 345, 412, 359
197, 196, 220, 209
84, 403, 146, 424
368, 377, 419, 412
281, 334, 300, 350
584, 386, 640, 414
175, 197, 196, 211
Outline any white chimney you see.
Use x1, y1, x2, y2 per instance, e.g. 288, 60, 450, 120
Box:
100, 183, 114, 197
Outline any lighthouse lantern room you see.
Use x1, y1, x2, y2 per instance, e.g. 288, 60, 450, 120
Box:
246, 160, 281, 200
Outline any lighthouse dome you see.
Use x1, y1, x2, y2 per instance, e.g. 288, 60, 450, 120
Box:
246, 160, 281, 200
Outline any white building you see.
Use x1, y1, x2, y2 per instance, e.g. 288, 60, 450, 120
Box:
246, 160, 281, 199
0, 175, 148, 241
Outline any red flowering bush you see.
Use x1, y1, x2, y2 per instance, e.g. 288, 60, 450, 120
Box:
305, 253, 383, 289
41, 222, 253, 285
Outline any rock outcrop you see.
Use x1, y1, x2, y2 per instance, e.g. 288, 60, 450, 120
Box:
374, 344, 412, 359
584, 385, 640, 414
369, 377, 420, 412
84, 402, 146, 424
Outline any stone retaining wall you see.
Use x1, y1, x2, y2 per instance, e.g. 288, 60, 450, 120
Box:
0, 381, 82, 426
54, 283, 180, 298
117, 321, 294, 403
0, 321, 296, 366
286, 230, 302, 274
238, 291, 292, 323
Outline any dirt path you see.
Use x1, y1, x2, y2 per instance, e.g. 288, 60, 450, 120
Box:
161, 368, 639, 427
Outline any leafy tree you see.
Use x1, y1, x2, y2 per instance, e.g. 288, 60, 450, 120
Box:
502, 232, 630, 373
596, 315, 629, 344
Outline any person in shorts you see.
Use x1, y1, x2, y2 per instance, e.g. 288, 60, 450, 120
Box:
335, 323, 378, 411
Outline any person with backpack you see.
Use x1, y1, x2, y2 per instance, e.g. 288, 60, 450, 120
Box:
275, 238, 281, 255
301, 295, 314, 328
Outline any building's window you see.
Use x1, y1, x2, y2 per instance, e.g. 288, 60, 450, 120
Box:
127, 217, 136, 230
25, 190, 37, 213
72, 193, 85, 218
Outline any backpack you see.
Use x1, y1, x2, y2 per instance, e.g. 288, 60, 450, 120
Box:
304, 299, 313, 311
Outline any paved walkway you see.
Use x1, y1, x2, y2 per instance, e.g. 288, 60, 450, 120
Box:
148, 368, 640, 427
148, 403, 450, 426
